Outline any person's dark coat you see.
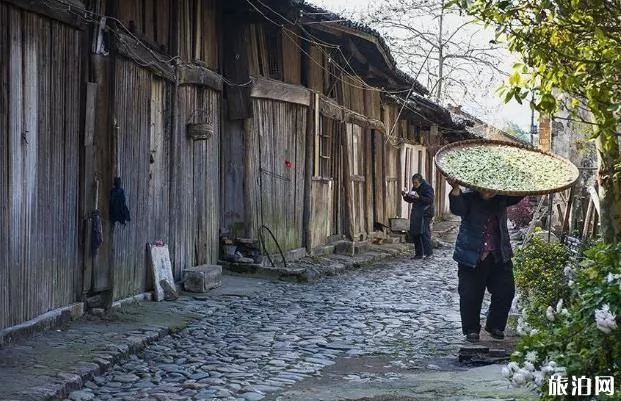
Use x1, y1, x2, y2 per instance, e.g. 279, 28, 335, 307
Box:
449, 191, 522, 268
403, 179, 435, 235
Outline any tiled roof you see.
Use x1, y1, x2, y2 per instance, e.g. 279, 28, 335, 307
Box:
297, 1, 428, 95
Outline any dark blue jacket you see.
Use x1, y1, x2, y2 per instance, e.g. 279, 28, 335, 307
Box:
449, 191, 522, 267
403, 180, 434, 235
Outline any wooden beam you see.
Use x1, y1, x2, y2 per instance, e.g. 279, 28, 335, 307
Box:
587, 185, 600, 216
319, 96, 343, 121
346, 38, 367, 64
115, 32, 176, 81
250, 76, 311, 106
1, 0, 84, 28
178, 64, 223, 91
310, 22, 393, 69
560, 187, 575, 240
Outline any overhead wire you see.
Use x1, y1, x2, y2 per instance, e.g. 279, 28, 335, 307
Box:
243, 0, 458, 145
247, 0, 416, 95
45, 0, 463, 135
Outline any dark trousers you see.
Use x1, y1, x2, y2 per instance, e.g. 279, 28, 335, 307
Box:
412, 217, 433, 257
457, 255, 515, 335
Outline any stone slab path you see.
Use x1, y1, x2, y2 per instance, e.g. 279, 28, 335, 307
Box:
0, 244, 536, 401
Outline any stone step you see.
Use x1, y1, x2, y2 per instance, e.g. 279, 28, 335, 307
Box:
182, 265, 222, 293
333, 240, 369, 257
311, 244, 336, 257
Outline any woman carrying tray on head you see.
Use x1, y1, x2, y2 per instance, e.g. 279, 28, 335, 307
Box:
402, 173, 435, 260
447, 176, 523, 343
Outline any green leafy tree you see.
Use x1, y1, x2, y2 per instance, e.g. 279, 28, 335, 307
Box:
452, 0, 621, 243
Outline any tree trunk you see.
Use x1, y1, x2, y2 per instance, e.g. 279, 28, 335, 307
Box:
435, 0, 444, 102
596, 133, 621, 243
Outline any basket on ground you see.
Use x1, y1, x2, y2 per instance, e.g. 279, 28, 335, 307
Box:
434, 139, 579, 196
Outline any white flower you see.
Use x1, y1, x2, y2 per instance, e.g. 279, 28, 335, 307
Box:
546, 306, 556, 322
541, 364, 555, 374
563, 266, 572, 278
525, 351, 538, 363
523, 361, 535, 371
568, 280, 574, 287
502, 366, 512, 378
507, 361, 520, 372
533, 371, 544, 386
595, 304, 618, 333
531, 328, 538, 334
561, 308, 570, 317
518, 368, 533, 381
606, 272, 615, 283
556, 299, 564, 313
512, 372, 526, 386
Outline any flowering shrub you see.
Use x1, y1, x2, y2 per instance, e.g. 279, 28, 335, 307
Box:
507, 197, 534, 228
513, 237, 571, 326
505, 242, 621, 399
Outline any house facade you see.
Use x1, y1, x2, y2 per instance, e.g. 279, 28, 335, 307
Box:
0, 0, 471, 331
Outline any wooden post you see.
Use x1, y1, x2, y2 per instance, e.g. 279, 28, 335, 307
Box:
560, 186, 575, 240
342, 123, 354, 240
582, 199, 594, 240
243, 118, 254, 237
302, 94, 314, 252
547, 193, 554, 242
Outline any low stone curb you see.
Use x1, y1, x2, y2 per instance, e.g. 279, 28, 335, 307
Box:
220, 243, 414, 283
17, 325, 182, 401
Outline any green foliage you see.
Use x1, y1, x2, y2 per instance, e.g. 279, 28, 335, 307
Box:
514, 237, 571, 319
453, 0, 621, 242
508, 241, 621, 399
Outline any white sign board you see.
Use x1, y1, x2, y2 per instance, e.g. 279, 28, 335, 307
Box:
149, 243, 175, 301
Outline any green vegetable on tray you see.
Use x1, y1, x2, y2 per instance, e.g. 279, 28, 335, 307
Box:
439, 145, 574, 192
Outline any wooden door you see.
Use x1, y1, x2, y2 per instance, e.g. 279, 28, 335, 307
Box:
344, 123, 366, 240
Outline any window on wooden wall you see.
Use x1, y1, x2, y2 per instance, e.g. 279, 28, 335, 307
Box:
266, 26, 283, 80
315, 117, 334, 178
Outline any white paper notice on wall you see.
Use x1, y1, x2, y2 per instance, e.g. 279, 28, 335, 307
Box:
149, 243, 176, 301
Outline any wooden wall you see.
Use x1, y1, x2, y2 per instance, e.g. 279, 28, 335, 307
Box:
116, 0, 219, 70
310, 179, 334, 247
344, 123, 367, 239
384, 142, 400, 222
103, 60, 220, 300
0, 4, 82, 329
172, 85, 221, 277
247, 99, 307, 252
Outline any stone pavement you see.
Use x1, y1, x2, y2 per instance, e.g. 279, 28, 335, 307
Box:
0, 221, 536, 401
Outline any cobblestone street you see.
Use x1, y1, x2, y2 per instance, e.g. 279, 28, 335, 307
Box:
0, 245, 536, 401
66, 247, 533, 401
84, 250, 463, 401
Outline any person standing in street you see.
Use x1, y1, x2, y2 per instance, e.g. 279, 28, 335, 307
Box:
402, 173, 435, 259
447, 176, 523, 342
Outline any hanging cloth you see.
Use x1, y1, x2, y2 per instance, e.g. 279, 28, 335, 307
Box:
109, 176, 131, 225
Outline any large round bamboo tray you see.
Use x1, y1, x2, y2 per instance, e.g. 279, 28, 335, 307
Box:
434, 139, 580, 196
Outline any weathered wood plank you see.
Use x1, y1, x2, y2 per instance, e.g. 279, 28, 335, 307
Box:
0, 0, 84, 28
8, 6, 24, 325
178, 64, 223, 91
251, 76, 311, 106
115, 31, 176, 81
319, 96, 343, 121
307, 44, 323, 93
223, 12, 251, 120
0, 2, 10, 329
282, 28, 301, 85
23, 11, 38, 321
